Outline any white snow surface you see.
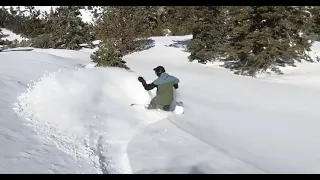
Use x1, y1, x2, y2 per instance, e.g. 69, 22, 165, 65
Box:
1, 35, 320, 173
1, 28, 28, 42
257, 41, 320, 88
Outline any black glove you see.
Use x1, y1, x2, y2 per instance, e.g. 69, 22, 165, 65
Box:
138, 76, 145, 83
173, 83, 178, 89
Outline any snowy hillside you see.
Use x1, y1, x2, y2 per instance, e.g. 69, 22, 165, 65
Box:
1, 35, 320, 173
0, 48, 96, 173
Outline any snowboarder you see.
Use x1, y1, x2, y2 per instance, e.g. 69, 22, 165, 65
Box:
138, 66, 180, 111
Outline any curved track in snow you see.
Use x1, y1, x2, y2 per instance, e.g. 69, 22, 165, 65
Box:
15, 67, 170, 173
12, 44, 264, 173
9, 36, 320, 173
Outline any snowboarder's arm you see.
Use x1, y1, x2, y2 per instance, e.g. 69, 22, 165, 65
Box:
138, 76, 156, 91
141, 81, 157, 91
172, 76, 179, 89
173, 76, 180, 84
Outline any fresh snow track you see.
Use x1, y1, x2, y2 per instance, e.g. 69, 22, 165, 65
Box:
1, 48, 98, 173
15, 66, 169, 173
125, 35, 320, 174
127, 117, 266, 174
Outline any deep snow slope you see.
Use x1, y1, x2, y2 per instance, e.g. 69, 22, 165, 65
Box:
124, 36, 320, 174
12, 47, 264, 173
3, 35, 320, 174
16, 66, 171, 174
0, 48, 99, 173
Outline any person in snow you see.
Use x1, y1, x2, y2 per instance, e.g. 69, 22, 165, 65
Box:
138, 66, 179, 111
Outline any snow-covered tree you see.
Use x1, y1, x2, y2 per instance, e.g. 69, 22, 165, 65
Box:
91, 39, 129, 69
224, 6, 313, 75
0, 28, 9, 51
92, 6, 155, 68
0, 28, 5, 44
188, 6, 314, 76
187, 6, 227, 64
32, 6, 94, 49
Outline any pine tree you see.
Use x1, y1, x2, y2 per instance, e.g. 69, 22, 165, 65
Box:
0, 28, 5, 43
54, 6, 93, 49
0, 7, 45, 38
224, 6, 313, 76
32, 6, 94, 49
22, 6, 44, 38
91, 39, 129, 69
0, 28, 8, 51
162, 6, 196, 36
137, 6, 165, 36
309, 6, 320, 40
187, 6, 228, 63
92, 6, 154, 69
0, 8, 7, 27
7, 6, 25, 35
95, 6, 152, 54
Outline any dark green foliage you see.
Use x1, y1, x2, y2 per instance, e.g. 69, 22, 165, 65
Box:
92, 6, 155, 69
138, 6, 166, 37
0, 6, 94, 50
162, 6, 196, 36
309, 6, 320, 40
21, 6, 46, 38
0, 28, 9, 51
31, 6, 94, 49
0, 6, 46, 38
91, 39, 129, 69
188, 6, 314, 76
225, 6, 313, 76
1, 6, 318, 76
141, 6, 196, 36
187, 6, 228, 63
31, 34, 54, 48
0, 28, 6, 44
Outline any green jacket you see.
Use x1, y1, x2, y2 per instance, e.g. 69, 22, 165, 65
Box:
152, 73, 179, 105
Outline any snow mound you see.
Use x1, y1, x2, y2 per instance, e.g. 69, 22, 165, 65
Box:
0, 48, 97, 173
14, 67, 168, 174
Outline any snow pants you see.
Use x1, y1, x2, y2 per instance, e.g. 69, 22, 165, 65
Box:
147, 97, 171, 111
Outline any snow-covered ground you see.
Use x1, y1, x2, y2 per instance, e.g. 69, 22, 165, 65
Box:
1, 35, 320, 173
256, 41, 320, 88
1, 28, 28, 42
0, 48, 97, 173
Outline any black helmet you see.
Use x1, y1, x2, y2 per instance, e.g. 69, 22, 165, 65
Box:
153, 66, 165, 77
